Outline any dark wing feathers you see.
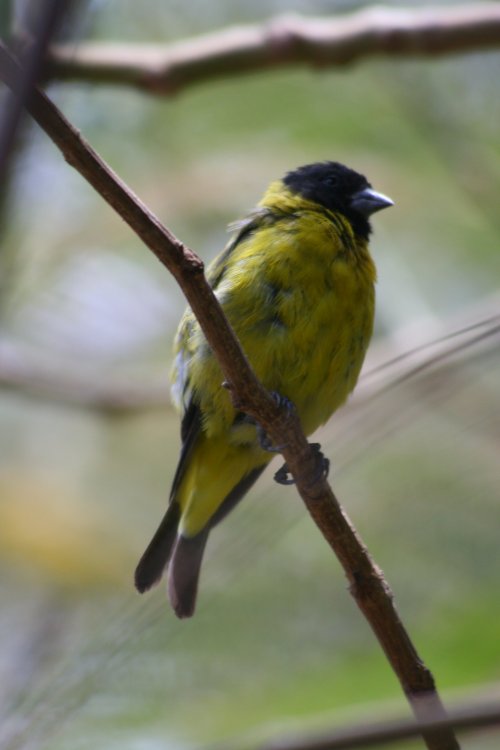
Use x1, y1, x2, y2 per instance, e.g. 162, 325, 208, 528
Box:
134, 401, 201, 593
134, 500, 180, 593
170, 399, 202, 501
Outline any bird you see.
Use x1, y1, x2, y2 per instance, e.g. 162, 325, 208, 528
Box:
134, 161, 393, 618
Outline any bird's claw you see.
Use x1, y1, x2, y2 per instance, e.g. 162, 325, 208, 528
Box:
274, 443, 331, 486
274, 462, 295, 485
258, 427, 284, 453
310, 443, 330, 479
269, 391, 295, 417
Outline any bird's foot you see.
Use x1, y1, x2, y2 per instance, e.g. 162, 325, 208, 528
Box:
274, 462, 295, 485
274, 443, 330, 486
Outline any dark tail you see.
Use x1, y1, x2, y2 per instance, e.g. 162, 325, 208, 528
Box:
135, 465, 267, 615
167, 529, 210, 618
166, 465, 267, 618
134, 502, 180, 593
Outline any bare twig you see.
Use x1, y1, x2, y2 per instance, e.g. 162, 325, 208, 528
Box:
46, 4, 500, 96
0, 0, 70, 183
0, 41, 460, 750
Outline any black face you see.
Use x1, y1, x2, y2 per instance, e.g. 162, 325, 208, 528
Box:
283, 161, 374, 239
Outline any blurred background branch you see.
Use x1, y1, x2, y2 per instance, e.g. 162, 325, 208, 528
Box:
0, 336, 170, 411
247, 698, 500, 750
0, 300, 498, 413
260, 702, 500, 750
0, 0, 70, 184
46, 4, 500, 95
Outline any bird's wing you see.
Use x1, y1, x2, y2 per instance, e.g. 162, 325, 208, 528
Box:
207, 207, 278, 289
169, 207, 280, 503
169, 398, 202, 503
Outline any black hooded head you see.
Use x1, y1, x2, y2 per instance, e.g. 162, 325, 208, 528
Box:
283, 161, 392, 240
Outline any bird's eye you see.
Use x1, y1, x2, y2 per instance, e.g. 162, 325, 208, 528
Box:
323, 175, 339, 187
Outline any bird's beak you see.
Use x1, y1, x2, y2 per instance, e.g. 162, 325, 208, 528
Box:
350, 187, 394, 217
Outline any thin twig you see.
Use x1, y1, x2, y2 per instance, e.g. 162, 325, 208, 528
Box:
46, 4, 500, 96
0, 41, 460, 750
0, 0, 70, 183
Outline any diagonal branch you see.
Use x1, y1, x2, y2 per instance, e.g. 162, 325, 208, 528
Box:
46, 4, 500, 96
0, 41, 459, 750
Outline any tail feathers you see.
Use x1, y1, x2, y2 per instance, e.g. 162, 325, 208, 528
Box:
168, 529, 209, 619
134, 502, 180, 593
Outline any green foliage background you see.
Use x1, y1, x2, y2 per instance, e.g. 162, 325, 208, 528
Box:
1, 2, 499, 749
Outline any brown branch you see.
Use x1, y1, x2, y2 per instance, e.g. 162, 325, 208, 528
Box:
45, 4, 500, 95
0, 0, 71, 183
0, 41, 460, 750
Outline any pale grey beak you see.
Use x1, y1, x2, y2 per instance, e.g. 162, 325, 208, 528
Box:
350, 187, 394, 217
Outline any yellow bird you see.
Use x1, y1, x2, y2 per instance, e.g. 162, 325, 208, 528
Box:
135, 161, 393, 617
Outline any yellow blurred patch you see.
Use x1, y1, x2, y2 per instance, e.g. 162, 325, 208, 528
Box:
0, 471, 129, 589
